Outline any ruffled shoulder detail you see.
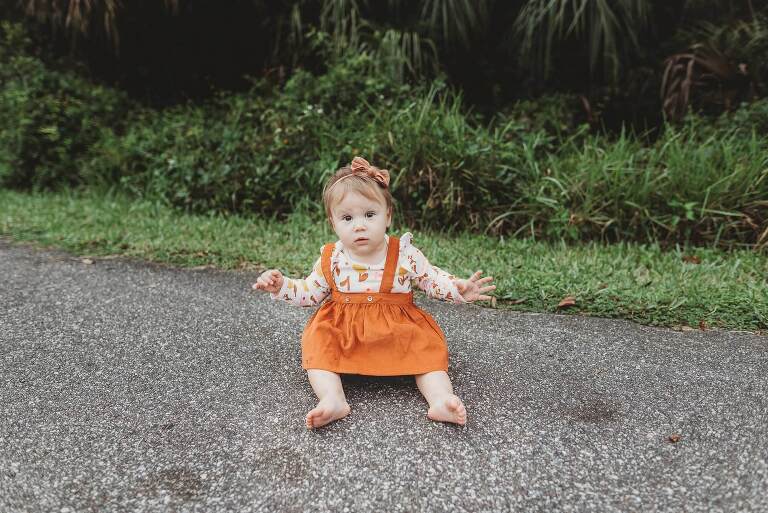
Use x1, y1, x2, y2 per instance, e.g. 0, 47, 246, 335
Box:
331, 240, 346, 266
317, 240, 344, 265
397, 232, 415, 254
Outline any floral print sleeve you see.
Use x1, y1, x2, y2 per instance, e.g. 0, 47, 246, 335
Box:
269, 251, 330, 307
399, 233, 467, 304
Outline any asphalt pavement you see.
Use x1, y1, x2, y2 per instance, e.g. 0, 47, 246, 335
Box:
1, 238, 766, 512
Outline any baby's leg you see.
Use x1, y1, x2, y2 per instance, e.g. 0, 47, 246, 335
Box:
415, 370, 467, 425
305, 369, 351, 429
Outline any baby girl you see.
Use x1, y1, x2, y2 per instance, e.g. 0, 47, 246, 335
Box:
252, 157, 495, 429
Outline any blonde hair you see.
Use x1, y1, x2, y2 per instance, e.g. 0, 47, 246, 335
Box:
322, 164, 393, 225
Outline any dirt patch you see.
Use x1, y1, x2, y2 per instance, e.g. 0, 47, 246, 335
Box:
564, 399, 622, 423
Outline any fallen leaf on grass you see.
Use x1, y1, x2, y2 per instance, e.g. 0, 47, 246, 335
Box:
557, 296, 577, 308
682, 255, 701, 264
667, 434, 682, 443
699, 319, 708, 331
80, 258, 93, 265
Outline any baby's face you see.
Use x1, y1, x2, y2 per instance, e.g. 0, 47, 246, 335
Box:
330, 190, 391, 262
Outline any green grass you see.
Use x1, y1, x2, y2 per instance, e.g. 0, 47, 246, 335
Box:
2, 188, 766, 333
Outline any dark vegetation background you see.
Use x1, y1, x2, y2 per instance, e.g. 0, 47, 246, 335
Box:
1, 0, 767, 249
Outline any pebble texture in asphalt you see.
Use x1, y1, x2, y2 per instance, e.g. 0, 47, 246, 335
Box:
1, 240, 766, 512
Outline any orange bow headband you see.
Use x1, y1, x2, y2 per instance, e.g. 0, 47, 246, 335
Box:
335, 156, 390, 188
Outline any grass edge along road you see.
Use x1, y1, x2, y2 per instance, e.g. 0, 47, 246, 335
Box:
1, 189, 766, 334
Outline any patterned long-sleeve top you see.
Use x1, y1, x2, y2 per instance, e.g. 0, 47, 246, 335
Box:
270, 232, 466, 306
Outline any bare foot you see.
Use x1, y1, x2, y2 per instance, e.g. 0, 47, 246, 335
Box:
305, 396, 351, 429
427, 394, 467, 425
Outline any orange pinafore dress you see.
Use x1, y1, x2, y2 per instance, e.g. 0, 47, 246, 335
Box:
301, 236, 449, 376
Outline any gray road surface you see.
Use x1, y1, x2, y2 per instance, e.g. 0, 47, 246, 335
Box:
1, 239, 766, 512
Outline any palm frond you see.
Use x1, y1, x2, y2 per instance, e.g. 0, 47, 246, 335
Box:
319, 0, 366, 60
513, 0, 650, 84
420, 0, 488, 46
661, 16, 765, 121
19, 0, 178, 48
372, 29, 439, 82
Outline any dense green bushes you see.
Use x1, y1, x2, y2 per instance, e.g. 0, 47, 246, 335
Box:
0, 22, 129, 189
1, 22, 766, 249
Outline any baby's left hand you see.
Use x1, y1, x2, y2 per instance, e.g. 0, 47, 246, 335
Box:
454, 271, 495, 302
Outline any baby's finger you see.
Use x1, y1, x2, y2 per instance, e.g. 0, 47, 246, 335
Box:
478, 276, 494, 284
479, 285, 496, 293
477, 295, 493, 301
471, 270, 483, 281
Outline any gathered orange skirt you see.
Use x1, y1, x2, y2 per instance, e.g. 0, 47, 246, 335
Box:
300, 238, 449, 376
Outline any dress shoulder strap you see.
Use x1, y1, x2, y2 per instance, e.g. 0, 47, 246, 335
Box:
320, 243, 337, 292
379, 236, 400, 294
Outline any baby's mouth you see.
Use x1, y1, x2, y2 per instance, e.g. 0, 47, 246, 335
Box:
354, 237, 369, 243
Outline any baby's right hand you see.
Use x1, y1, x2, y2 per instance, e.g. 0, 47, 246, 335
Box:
252, 269, 284, 294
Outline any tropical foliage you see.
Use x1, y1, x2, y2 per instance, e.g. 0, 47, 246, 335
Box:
2, 21, 766, 249
0, 21, 129, 188
2, 3, 767, 250
10, 1, 767, 122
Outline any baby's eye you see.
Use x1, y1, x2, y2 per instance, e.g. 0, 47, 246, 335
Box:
342, 215, 352, 222
366, 211, 376, 218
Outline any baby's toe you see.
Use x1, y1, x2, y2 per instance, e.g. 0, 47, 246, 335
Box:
306, 407, 324, 427
451, 397, 467, 423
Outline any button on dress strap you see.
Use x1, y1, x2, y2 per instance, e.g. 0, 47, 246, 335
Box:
379, 236, 400, 294
320, 243, 337, 292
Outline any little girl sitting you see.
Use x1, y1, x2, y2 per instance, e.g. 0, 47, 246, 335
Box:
252, 157, 495, 429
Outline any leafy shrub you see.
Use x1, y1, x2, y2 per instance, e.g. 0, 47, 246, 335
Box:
712, 97, 768, 134
86, 53, 445, 216
497, 93, 584, 137
57, 56, 768, 248
0, 21, 129, 189
2, 28, 765, 248
85, 102, 271, 213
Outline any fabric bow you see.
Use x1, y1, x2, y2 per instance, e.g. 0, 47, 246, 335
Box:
350, 156, 390, 188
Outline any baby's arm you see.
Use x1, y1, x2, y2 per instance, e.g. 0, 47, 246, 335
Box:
254, 256, 330, 307
405, 246, 468, 304
404, 242, 495, 304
